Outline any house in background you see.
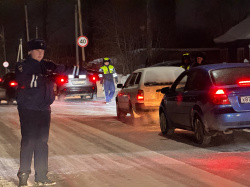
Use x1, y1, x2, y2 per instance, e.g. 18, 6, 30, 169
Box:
214, 15, 250, 63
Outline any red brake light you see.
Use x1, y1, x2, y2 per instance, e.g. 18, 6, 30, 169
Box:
89, 75, 99, 82
137, 90, 144, 101
210, 89, 230, 105
9, 81, 18, 87
0, 78, 2, 82
238, 80, 250, 86
215, 89, 225, 95
60, 78, 66, 83
56, 76, 68, 85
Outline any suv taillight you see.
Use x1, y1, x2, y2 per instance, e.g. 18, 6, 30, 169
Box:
0, 78, 2, 82
9, 81, 18, 87
89, 75, 99, 82
56, 76, 68, 85
210, 89, 230, 105
137, 90, 144, 101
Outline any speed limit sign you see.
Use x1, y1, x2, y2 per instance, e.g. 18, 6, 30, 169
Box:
77, 36, 88, 47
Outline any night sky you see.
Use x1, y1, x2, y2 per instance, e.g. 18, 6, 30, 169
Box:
0, 0, 250, 74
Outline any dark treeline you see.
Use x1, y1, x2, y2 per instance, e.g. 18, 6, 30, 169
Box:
0, 0, 250, 74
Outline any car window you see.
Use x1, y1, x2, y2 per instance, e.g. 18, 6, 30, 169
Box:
211, 67, 250, 86
124, 74, 132, 88
128, 73, 137, 86
170, 73, 187, 93
184, 70, 207, 91
135, 72, 142, 85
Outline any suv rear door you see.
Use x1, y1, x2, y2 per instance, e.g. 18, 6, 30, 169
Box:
119, 72, 141, 111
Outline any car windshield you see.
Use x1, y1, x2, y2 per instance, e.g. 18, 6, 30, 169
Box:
211, 67, 250, 86
144, 67, 184, 86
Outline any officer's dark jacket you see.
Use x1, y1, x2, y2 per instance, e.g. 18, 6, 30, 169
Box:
15, 56, 81, 111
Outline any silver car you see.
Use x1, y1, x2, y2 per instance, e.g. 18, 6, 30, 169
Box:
55, 70, 98, 101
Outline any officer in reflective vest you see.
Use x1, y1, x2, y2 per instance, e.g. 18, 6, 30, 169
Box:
99, 58, 118, 104
180, 53, 191, 70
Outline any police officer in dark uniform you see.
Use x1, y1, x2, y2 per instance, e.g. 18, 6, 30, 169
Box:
16, 39, 85, 187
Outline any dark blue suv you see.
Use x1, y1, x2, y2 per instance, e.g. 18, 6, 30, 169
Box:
159, 63, 250, 144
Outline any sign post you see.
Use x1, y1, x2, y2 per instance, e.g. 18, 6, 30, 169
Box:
3, 61, 9, 73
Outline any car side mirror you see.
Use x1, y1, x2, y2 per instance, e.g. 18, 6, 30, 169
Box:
117, 84, 123, 88
161, 87, 170, 94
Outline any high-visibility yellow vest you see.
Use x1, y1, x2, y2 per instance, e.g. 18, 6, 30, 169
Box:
180, 65, 190, 70
100, 65, 115, 74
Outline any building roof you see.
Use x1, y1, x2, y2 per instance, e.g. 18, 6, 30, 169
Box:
214, 16, 250, 43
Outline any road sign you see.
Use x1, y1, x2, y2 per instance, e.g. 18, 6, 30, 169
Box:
77, 36, 88, 47
3, 61, 9, 68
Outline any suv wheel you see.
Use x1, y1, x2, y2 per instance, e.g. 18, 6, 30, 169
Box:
116, 102, 126, 119
194, 117, 211, 145
160, 112, 174, 135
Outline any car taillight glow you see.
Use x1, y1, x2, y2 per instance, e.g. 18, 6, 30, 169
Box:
9, 81, 18, 87
137, 90, 144, 101
0, 78, 2, 82
238, 80, 250, 86
210, 89, 230, 105
89, 75, 99, 82
56, 76, 68, 85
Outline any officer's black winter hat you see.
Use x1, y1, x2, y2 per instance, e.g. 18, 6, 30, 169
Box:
103, 57, 111, 64
196, 52, 206, 59
27, 39, 47, 51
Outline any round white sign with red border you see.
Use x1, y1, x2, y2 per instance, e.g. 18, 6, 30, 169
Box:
77, 36, 88, 47
3, 61, 9, 68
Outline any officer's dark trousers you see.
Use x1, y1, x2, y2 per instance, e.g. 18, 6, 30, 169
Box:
104, 80, 115, 102
18, 109, 51, 181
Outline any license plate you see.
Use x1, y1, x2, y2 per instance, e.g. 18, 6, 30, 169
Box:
71, 80, 86, 85
241, 96, 250, 103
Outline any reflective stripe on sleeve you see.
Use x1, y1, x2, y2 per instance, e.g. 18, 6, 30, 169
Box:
30, 74, 35, 88
34, 75, 38, 87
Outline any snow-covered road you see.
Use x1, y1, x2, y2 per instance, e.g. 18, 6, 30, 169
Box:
0, 98, 249, 186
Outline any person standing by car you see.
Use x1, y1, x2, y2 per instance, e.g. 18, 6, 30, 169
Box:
180, 53, 191, 70
15, 39, 84, 187
191, 51, 206, 68
99, 57, 118, 104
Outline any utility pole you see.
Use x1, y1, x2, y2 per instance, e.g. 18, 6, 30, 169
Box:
17, 39, 23, 62
25, 4, 30, 41
146, 0, 153, 67
75, 4, 79, 67
36, 26, 38, 38
77, 0, 86, 66
2, 25, 7, 73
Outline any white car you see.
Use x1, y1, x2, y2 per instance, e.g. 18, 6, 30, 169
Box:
116, 66, 184, 119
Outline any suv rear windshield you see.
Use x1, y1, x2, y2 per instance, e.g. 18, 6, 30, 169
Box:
211, 67, 250, 86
